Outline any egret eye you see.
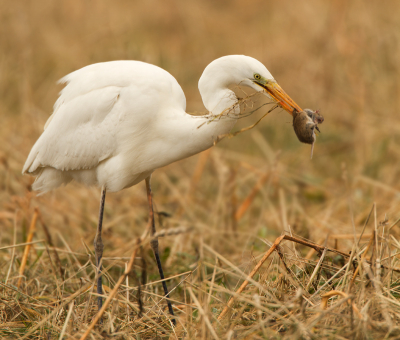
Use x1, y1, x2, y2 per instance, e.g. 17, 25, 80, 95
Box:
254, 73, 261, 80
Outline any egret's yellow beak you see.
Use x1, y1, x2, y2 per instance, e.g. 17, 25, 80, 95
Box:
255, 80, 303, 116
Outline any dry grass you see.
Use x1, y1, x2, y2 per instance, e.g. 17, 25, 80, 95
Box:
1, 0, 400, 339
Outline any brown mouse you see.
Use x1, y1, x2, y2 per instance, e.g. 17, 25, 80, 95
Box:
293, 109, 324, 144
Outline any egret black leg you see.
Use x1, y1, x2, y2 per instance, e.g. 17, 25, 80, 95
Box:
94, 187, 106, 315
145, 176, 176, 324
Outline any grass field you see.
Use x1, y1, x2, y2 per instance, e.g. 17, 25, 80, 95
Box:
1, 1, 400, 338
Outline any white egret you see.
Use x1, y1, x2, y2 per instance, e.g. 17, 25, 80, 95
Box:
23, 55, 313, 322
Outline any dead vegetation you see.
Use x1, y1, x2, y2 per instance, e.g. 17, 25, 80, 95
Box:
2, 208, 400, 339
1, 0, 400, 339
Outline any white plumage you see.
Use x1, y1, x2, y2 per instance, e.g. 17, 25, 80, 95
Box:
23, 55, 299, 193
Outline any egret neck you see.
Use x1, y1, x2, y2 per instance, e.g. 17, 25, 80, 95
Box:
162, 87, 239, 166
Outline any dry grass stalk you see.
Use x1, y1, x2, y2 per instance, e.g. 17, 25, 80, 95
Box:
189, 148, 212, 196
58, 301, 74, 340
19, 283, 92, 339
213, 103, 279, 145
39, 212, 64, 278
5, 213, 17, 284
0, 239, 44, 251
320, 290, 361, 318
17, 208, 39, 288
349, 231, 375, 289
187, 287, 219, 340
154, 225, 193, 238
304, 238, 324, 260
333, 233, 373, 240
234, 172, 269, 221
218, 234, 285, 320
305, 248, 327, 291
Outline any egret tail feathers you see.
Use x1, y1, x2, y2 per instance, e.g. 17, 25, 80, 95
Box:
31, 168, 72, 195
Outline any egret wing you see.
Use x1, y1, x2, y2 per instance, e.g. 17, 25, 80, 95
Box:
23, 86, 122, 174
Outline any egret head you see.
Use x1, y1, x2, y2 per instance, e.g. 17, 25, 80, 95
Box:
199, 55, 303, 116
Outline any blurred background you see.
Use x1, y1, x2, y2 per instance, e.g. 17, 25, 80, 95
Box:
1, 0, 400, 302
